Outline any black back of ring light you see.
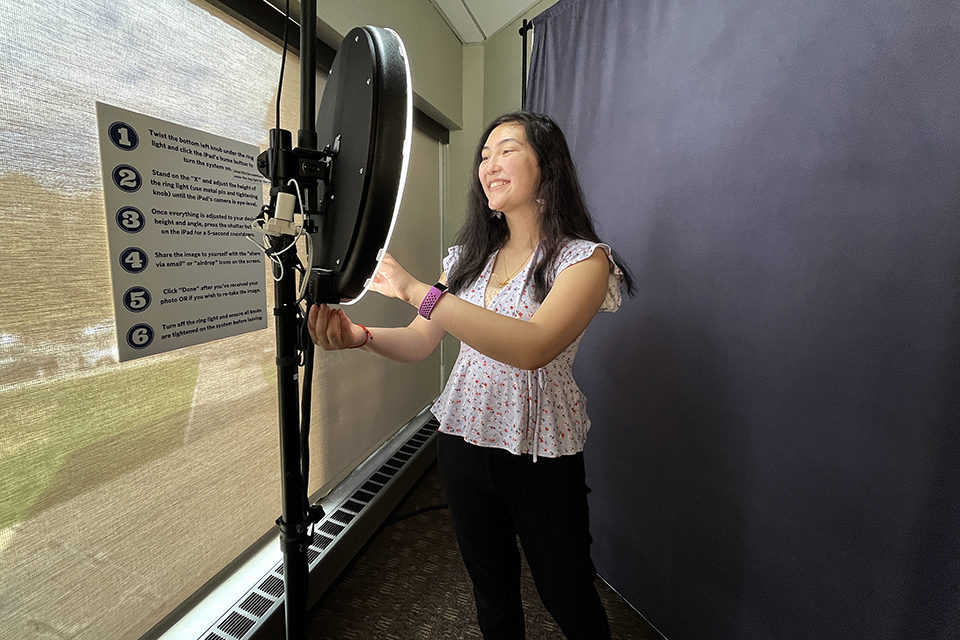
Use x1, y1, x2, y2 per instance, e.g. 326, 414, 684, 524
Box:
256, 3, 411, 637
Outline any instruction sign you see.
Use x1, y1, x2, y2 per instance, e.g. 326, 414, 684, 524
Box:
97, 102, 267, 362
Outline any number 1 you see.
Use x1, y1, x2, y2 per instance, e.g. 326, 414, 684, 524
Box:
117, 127, 131, 147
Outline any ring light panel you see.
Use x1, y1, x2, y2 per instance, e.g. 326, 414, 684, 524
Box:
310, 26, 412, 304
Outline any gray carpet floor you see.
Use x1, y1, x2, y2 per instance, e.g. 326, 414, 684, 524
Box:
306, 460, 664, 640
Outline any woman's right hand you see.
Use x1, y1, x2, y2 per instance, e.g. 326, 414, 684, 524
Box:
308, 303, 367, 350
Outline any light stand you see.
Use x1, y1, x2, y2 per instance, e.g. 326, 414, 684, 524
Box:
520, 19, 533, 110
264, 115, 320, 640
255, 4, 412, 638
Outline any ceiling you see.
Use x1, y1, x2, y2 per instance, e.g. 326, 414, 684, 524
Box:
429, 0, 543, 43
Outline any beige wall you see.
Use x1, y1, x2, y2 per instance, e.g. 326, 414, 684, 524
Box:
448, 0, 560, 236
308, 0, 558, 134
438, 42, 486, 381
447, 43, 484, 247
311, 0, 464, 130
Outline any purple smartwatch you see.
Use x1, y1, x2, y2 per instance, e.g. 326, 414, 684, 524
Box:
418, 282, 448, 320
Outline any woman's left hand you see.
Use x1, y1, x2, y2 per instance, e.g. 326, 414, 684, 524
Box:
371, 253, 423, 305
307, 303, 367, 350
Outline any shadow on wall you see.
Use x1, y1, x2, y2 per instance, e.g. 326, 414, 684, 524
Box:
584, 214, 752, 640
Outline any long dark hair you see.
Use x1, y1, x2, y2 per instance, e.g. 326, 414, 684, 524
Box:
447, 111, 634, 302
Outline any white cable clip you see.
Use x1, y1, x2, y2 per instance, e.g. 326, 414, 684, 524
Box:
263, 191, 298, 237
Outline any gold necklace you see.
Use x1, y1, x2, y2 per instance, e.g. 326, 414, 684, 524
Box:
496, 249, 533, 283
487, 247, 535, 303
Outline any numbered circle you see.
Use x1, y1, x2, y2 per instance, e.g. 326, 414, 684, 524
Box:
122, 286, 152, 313
108, 121, 139, 150
112, 164, 142, 192
119, 247, 148, 274
126, 323, 154, 350
116, 206, 145, 233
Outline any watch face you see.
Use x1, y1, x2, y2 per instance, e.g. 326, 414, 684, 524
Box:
435, 282, 448, 292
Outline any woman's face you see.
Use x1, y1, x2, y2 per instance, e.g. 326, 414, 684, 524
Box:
479, 122, 540, 216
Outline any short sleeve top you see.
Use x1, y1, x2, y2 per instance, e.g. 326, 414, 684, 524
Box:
430, 239, 623, 460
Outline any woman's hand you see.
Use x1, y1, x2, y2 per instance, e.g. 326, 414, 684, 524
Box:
371, 253, 426, 306
308, 303, 367, 350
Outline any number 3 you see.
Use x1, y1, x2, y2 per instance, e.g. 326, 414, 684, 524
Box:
116, 206, 145, 233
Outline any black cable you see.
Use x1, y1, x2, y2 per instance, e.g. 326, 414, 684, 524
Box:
266, 0, 291, 198
255, 0, 291, 230
299, 307, 313, 508
275, 0, 290, 156
300, 348, 314, 507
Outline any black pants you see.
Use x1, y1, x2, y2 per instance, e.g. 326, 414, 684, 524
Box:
437, 433, 611, 640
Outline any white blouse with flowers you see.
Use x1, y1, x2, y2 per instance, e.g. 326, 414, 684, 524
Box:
431, 239, 623, 460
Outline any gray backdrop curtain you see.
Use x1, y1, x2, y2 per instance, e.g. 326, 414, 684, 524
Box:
528, 1, 960, 639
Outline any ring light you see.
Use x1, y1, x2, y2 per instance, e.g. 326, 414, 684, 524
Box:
308, 25, 412, 305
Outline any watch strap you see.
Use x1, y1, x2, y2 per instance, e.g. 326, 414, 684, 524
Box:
418, 282, 448, 320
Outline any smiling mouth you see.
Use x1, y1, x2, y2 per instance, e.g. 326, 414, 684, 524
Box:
488, 180, 509, 189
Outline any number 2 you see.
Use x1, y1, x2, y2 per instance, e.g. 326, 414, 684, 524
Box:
118, 169, 137, 188
112, 164, 141, 192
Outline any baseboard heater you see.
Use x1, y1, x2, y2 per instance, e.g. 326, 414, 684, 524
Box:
159, 405, 440, 640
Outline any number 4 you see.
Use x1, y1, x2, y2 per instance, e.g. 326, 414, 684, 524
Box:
125, 251, 143, 270
119, 247, 148, 274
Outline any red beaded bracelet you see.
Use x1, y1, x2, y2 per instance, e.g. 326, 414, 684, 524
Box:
348, 324, 373, 349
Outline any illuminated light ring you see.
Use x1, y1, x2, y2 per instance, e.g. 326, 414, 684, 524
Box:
343, 28, 412, 306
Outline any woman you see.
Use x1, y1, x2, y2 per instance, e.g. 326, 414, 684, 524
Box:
309, 111, 633, 640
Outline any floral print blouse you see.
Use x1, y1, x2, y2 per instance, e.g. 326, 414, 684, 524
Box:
431, 239, 623, 460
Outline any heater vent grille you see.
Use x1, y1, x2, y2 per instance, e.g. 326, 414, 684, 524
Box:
343, 498, 365, 512
313, 532, 334, 549
331, 509, 355, 524
362, 480, 383, 494
352, 489, 375, 503
218, 611, 255, 638
259, 574, 284, 598
239, 593, 272, 618
193, 415, 439, 639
